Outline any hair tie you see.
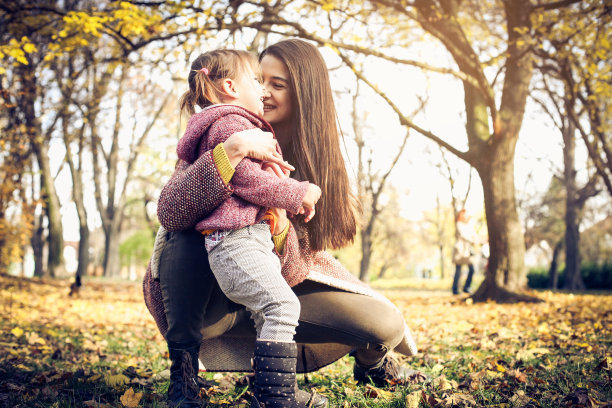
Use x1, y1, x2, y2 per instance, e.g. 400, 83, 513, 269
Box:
199, 67, 209, 75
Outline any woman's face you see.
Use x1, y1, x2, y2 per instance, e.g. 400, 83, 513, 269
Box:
261, 55, 293, 127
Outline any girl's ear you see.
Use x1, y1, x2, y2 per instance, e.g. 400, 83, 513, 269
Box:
221, 78, 239, 98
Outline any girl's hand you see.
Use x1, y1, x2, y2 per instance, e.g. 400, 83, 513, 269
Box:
224, 128, 294, 172
302, 207, 316, 223
300, 184, 321, 222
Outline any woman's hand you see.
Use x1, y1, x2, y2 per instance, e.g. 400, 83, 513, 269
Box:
223, 128, 294, 172
262, 161, 290, 179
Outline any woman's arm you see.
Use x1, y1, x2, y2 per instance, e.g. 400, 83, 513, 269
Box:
157, 129, 294, 232
157, 150, 233, 231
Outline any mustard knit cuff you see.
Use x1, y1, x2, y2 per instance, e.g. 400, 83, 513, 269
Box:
213, 143, 235, 185
272, 220, 290, 253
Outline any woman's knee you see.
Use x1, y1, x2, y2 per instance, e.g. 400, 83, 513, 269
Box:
356, 299, 405, 349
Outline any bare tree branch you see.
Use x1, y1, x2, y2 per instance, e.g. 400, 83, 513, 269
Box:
337, 50, 469, 162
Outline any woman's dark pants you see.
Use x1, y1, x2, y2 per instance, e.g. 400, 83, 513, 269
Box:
158, 229, 405, 368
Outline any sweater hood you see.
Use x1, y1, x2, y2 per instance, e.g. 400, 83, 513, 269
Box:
177, 105, 274, 164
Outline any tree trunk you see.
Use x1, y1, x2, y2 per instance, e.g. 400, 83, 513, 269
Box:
77, 225, 89, 279
103, 223, 121, 278
439, 244, 445, 279
31, 210, 45, 278
359, 228, 373, 282
436, 195, 445, 279
32, 141, 65, 278
562, 121, 584, 291
64, 120, 90, 283
472, 148, 537, 303
377, 262, 389, 279
548, 239, 563, 290
19, 63, 64, 277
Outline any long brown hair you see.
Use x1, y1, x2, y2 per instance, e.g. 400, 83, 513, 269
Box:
179, 49, 260, 117
261, 39, 359, 251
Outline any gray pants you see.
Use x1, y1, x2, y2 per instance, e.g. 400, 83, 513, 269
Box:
207, 223, 300, 341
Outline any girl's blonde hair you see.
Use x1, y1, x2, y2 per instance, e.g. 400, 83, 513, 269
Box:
179, 49, 260, 116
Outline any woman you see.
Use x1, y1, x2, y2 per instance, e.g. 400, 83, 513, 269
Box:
451, 209, 477, 295
143, 39, 420, 408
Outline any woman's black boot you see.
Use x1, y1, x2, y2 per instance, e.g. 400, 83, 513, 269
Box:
250, 340, 328, 408
167, 342, 203, 407
354, 355, 428, 387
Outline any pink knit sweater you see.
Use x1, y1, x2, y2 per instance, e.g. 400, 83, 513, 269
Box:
176, 105, 309, 232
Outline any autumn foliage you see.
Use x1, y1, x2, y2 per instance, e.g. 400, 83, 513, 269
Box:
0, 273, 610, 407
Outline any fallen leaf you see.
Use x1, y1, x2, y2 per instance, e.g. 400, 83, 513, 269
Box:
363, 384, 392, 400
27, 332, 46, 346
517, 347, 550, 361
104, 373, 130, 387
433, 375, 458, 391
509, 390, 533, 407
405, 390, 421, 408
6, 383, 26, 392
595, 357, 611, 371
508, 369, 527, 383
11, 327, 24, 337
120, 387, 143, 408
83, 400, 113, 408
442, 392, 476, 407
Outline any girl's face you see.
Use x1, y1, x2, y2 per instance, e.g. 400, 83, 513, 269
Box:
261, 55, 293, 127
232, 65, 266, 117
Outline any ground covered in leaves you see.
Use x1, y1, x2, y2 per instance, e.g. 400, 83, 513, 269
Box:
0, 273, 610, 407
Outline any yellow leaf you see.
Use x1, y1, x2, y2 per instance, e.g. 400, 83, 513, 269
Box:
575, 342, 593, 352
104, 373, 130, 387
120, 387, 142, 408
405, 390, 421, 408
322, 2, 334, 11
27, 332, 46, 346
433, 375, 458, 391
495, 363, 506, 372
23, 43, 37, 53
11, 327, 24, 337
88, 374, 102, 382
517, 347, 550, 361
209, 397, 231, 404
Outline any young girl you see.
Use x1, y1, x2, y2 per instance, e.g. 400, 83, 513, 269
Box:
173, 49, 321, 408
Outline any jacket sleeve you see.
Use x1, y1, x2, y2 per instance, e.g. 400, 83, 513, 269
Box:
209, 116, 309, 215
157, 150, 234, 231
232, 160, 309, 215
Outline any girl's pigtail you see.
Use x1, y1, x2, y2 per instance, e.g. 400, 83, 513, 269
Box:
179, 86, 195, 117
